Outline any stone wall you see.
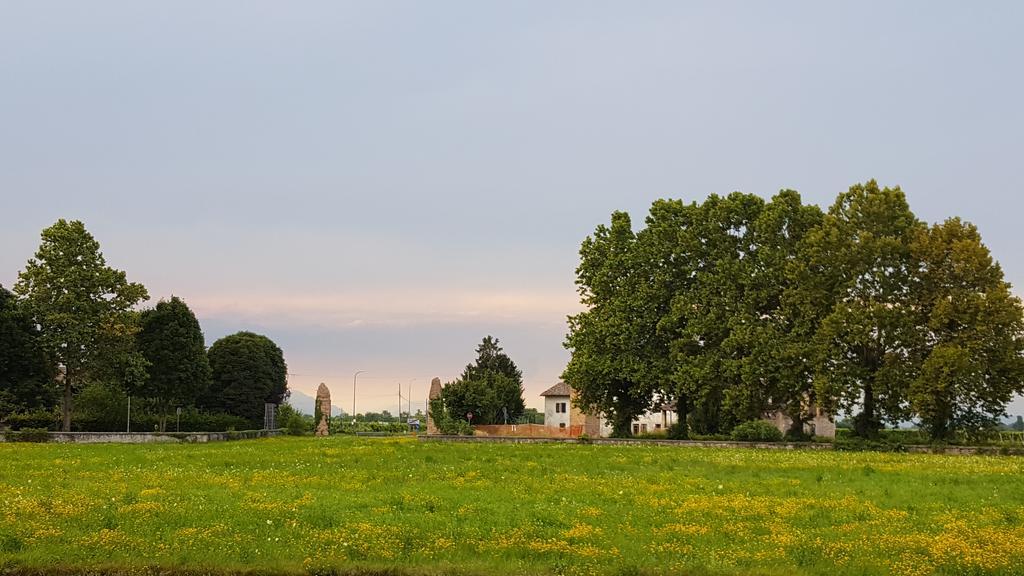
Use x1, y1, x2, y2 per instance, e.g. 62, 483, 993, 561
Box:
473, 424, 577, 438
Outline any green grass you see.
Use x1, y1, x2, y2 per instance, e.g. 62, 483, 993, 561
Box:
2, 436, 1023, 576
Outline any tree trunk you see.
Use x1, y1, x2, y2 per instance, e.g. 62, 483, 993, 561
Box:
855, 382, 880, 438
785, 399, 809, 440
61, 375, 72, 432
930, 398, 952, 442
672, 394, 689, 439
610, 410, 634, 438
786, 416, 807, 441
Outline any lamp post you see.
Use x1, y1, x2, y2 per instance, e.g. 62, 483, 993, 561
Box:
352, 370, 366, 425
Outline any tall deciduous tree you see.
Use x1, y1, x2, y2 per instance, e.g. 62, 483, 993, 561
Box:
566, 182, 1023, 442
14, 220, 149, 431
564, 212, 655, 437
137, 297, 213, 431
204, 331, 287, 427
731, 191, 823, 437
669, 192, 767, 434
908, 218, 1024, 440
633, 199, 702, 438
0, 286, 55, 417
796, 181, 923, 438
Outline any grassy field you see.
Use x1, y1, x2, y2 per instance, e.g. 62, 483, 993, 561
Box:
1, 437, 1023, 576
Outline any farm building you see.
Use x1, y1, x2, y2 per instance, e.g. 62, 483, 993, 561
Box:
541, 382, 836, 438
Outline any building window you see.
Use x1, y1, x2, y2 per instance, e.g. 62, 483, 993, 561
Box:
555, 402, 567, 413
655, 423, 661, 430
559, 423, 566, 429
641, 423, 648, 433
633, 423, 640, 435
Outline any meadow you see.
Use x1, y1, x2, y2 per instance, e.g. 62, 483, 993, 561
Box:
1, 436, 1023, 576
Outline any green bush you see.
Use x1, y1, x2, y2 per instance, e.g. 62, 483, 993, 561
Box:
328, 418, 410, 435
278, 404, 311, 436
9, 428, 51, 443
284, 412, 307, 434
666, 422, 689, 440
4, 410, 58, 431
833, 435, 907, 452
72, 381, 129, 431
731, 420, 784, 442
422, 397, 473, 436
437, 419, 474, 435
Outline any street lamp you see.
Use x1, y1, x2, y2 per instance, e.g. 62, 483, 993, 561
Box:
352, 370, 366, 425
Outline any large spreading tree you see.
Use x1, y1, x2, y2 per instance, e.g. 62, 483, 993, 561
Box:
137, 296, 213, 431
204, 331, 288, 427
797, 182, 924, 438
563, 212, 657, 437
14, 220, 149, 431
565, 181, 1024, 440
907, 218, 1024, 440
0, 286, 55, 417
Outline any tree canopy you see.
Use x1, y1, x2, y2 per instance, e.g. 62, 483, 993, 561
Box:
204, 331, 288, 427
565, 182, 1024, 440
0, 286, 55, 417
907, 218, 1024, 439
13, 220, 149, 431
137, 296, 213, 431
438, 336, 526, 425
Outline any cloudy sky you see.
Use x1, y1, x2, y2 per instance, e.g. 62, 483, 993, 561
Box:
2, 1, 1022, 416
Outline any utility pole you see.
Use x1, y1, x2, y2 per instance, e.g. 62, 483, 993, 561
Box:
407, 378, 416, 429
352, 370, 366, 426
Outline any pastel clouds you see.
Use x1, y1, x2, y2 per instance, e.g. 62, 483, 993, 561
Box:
187, 288, 583, 329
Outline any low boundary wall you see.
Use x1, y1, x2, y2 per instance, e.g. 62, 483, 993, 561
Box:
0, 429, 283, 444
472, 424, 576, 438
418, 434, 1024, 456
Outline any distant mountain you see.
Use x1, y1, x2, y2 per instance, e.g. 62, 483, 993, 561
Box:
286, 389, 346, 417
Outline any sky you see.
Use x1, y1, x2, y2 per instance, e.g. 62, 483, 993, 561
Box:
2, 1, 1023, 417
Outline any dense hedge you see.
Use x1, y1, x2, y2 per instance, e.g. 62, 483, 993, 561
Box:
5, 427, 51, 442
328, 419, 412, 435
731, 420, 784, 442
834, 427, 1024, 447
3, 409, 251, 432
3, 411, 59, 430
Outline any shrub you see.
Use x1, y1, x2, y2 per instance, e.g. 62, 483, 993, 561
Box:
635, 432, 669, 439
833, 436, 907, 453
731, 420, 784, 442
688, 432, 732, 441
182, 412, 252, 432
329, 419, 411, 435
277, 403, 311, 436
72, 381, 129, 431
666, 422, 689, 440
425, 397, 473, 435
9, 427, 51, 442
4, 410, 58, 431
437, 419, 474, 436
284, 409, 307, 432
70, 406, 252, 433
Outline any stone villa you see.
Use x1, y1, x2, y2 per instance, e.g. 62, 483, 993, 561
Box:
541, 382, 835, 438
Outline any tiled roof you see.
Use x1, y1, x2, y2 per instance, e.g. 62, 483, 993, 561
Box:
540, 381, 571, 397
